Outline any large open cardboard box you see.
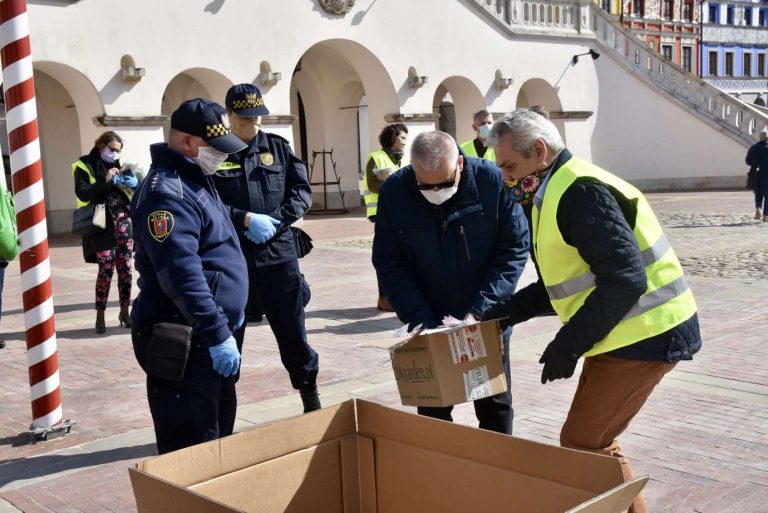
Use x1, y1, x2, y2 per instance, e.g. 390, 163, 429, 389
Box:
130, 399, 646, 513
390, 320, 507, 407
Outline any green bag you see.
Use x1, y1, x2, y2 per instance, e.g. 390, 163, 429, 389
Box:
0, 187, 19, 261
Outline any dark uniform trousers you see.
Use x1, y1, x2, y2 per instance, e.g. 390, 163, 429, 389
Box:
132, 326, 238, 455
233, 259, 318, 389
417, 334, 513, 435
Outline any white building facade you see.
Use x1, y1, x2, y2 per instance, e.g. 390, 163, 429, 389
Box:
3, 0, 764, 232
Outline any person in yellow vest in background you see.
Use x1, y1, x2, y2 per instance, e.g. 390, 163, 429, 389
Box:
481, 110, 702, 513
459, 109, 495, 162
363, 123, 409, 312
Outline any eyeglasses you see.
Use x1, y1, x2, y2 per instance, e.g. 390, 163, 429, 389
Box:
416, 165, 458, 191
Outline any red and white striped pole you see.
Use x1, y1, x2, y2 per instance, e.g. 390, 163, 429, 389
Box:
0, 0, 66, 434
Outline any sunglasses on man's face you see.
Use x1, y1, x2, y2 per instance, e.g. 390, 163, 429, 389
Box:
416, 166, 458, 191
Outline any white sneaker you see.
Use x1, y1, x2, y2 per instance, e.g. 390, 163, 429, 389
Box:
763, 215, 768, 223
756, 209, 763, 220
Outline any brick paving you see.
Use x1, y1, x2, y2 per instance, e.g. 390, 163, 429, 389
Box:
0, 190, 766, 512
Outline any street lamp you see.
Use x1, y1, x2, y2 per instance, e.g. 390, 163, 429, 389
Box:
554, 50, 601, 88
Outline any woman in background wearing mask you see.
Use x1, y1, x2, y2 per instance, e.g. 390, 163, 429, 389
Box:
363, 123, 409, 312
72, 131, 139, 334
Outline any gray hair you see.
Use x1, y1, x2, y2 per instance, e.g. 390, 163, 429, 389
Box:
760, 130, 768, 141
410, 131, 458, 171
485, 109, 565, 158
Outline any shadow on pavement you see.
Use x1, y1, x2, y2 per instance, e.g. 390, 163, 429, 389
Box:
0, 443, 157, 489
2, 300, 120, 317
306, 307, 384, 320
306, 317, 401, 336
0, 324, 131, 342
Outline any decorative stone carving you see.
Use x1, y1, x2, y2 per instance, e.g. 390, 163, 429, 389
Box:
318, 0, 355, 15
706, 78, 768, 91
702, 25, 768, 44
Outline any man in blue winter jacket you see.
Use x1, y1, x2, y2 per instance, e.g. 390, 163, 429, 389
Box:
372, 130, 529, 434
131, 98, 248, 454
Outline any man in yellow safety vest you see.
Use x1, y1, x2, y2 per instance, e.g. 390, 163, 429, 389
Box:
481, 109, 702, 513
459, 109, 495, 162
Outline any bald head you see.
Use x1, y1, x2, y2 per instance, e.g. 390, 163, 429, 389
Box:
410, 131, 459, 172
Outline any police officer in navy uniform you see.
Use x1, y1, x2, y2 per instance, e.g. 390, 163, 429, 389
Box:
213, 84, 320, 413
130, 98, 249, 454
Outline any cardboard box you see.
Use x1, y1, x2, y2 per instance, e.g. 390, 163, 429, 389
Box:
130, 399, 647, 513
389, 320, 507, 407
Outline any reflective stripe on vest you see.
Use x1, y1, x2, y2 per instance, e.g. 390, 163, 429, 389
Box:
218, 161, 242, 171
459, 140, 496, 162
364, 150, 409, 217
532, 157, 697, 357
72, 160, 96, 208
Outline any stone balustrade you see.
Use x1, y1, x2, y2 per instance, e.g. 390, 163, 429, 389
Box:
469, 0, 768, 145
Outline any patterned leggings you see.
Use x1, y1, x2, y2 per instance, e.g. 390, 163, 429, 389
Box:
95, 210, 133, 310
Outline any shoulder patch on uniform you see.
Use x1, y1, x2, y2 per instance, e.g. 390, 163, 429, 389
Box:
148, 210, 175, 242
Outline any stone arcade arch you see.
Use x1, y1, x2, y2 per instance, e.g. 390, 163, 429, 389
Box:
160, 68, 234, 140
18, 62, 105, 233
289, 39, 398, 210
516, 78, 565, 142
431, 76, 486, 145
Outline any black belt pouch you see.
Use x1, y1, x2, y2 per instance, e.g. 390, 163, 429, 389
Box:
145, 322, 193, 381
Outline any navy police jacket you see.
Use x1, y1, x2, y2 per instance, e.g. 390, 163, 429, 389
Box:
372, 154, 530, 329
130, 143, 248, 346
212, 130, 312, 267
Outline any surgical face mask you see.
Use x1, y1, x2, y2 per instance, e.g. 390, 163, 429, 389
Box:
194, 145, 228, 175
101, 148, 120, 163
478, 124, 492, 139
420, 185, 459, 205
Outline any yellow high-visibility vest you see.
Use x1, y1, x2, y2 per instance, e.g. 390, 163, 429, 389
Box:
532, 157, 697, 356
72, 160, 96, 208
459, 139, 496, 162
363, 150, 408, 218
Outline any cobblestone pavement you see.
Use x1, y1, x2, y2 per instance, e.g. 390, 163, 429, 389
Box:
0, 190, 766, 512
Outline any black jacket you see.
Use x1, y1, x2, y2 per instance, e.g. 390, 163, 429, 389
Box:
72, 148, 127, 263
213, 130, 312, 267
504, 150, 701, 363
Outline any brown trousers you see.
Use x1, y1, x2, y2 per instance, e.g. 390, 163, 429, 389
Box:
560, 354, 677, 513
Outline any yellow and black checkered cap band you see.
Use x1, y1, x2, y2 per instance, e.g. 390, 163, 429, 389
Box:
232, 96, 265, 109
206, 123, 230, 137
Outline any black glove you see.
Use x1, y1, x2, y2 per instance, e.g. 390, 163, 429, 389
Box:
480, 300, 514, 330
538, 344, 578, 385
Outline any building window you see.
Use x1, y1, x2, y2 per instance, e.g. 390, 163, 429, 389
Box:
601, 0, 612, 12
759, 53, 765, 76
633, 0, 644, 16
709, 51, 718, 76
761, 8, 768, 26
683, 1, 693, 21
682, 46, 693, 71
662, 45, 674, 60
744, 52, 753, 76
709, 4, 719, 23
727, 5, 735, 24
745, 7, 753, 25
663, 0, 673, 18
725, 52, 734, 76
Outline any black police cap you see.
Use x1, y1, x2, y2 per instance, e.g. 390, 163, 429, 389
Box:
170, 98, 246, 154
225, 83, 270, 117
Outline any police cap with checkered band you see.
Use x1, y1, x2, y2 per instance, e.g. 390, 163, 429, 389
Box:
170, 98, 247, 154
225, 83, 270, 117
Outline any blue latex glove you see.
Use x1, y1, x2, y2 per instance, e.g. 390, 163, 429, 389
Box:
234, 312, 245, 330
208, 336, 240, 377
245, 213, 281, 244
122, 174, 139, 188
112, 174, 125, 185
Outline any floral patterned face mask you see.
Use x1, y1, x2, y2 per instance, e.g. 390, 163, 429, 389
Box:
505, 169, 549, 205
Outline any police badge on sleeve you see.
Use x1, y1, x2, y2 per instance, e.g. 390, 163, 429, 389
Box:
148, 211, 174, 242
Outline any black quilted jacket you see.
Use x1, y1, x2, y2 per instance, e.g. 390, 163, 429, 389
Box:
508, 151, 701, 362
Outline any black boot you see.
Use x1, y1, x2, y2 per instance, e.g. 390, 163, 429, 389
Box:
300, 385, 321, 413
95, 309, 106, 335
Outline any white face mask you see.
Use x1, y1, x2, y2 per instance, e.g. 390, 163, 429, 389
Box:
194, 145, 228, 175
420, 185, 459, 205
478, 124, 492, 139
101, 148, 120, 163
